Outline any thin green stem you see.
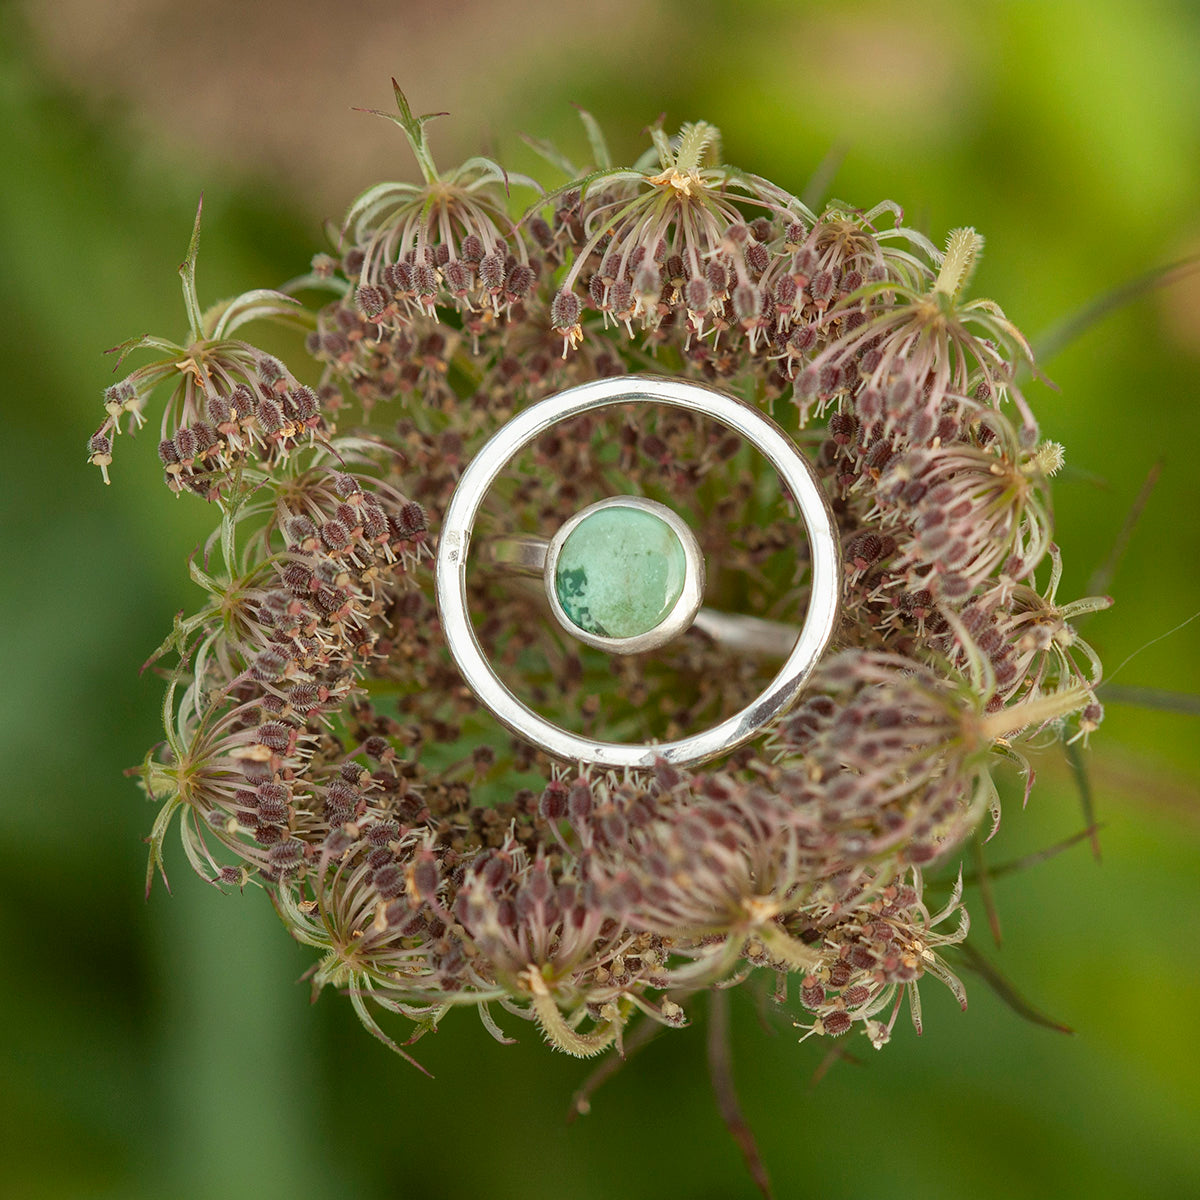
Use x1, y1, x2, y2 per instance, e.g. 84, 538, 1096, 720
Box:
180, 196, 206, 342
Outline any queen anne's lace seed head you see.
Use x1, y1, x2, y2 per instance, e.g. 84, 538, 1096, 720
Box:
99, 90, 1105, 1071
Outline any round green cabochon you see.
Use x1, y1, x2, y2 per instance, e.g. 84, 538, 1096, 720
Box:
554, 506, 688, 639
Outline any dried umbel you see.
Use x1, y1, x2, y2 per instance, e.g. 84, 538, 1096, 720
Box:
96, 84, 1106, 1072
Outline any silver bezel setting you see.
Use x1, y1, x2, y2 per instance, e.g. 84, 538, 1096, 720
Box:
543, 496, 706, 655
434, 374, 842, 769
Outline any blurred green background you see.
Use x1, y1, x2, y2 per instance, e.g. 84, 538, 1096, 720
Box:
2, 1, 1198, 1197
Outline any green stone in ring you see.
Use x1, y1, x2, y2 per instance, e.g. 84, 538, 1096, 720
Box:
554, 506, 688, 639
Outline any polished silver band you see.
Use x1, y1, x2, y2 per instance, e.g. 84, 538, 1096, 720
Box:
435, 375, 841, 769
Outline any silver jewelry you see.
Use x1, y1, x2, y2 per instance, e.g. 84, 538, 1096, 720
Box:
435, 375, 841, 769
485, 521, 799, 659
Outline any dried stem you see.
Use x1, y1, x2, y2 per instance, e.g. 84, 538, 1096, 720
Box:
567, 1017, 666, 1123
707, 989, 775, 1200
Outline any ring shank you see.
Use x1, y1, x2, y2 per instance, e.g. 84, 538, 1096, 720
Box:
485, 535, 551, 575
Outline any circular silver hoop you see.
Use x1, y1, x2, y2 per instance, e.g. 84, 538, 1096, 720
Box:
435, 375, 841, 769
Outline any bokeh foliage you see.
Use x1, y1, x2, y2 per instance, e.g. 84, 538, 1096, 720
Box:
1, 2, 1197, 1197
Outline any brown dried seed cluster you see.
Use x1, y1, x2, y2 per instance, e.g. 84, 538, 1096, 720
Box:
98, 92, 1106, 1065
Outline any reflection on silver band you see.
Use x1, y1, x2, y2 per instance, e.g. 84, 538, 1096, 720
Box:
690, 608, 800, 661
485, 535, 553, 575
435, 375, 841, 769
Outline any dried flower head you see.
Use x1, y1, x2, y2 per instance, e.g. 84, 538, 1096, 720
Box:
341, 81, 537, 326
98, 91, 1106, 1093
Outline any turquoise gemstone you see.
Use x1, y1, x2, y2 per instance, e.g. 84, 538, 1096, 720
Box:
555, 506, 688, 639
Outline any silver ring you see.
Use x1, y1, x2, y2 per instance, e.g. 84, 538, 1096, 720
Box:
435, 375, 841, 769
483, 531, 802, 659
